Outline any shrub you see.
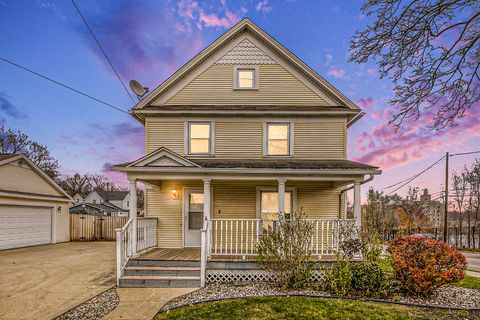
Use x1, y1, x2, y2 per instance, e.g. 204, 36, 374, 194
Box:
323, 261, 391, 298
388, 235, 467, 296
256, 209, 314, 289
351, 261, 390, 298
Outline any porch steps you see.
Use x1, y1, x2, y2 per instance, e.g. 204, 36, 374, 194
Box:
119, 275, 200, 288
119, 259, 201, 288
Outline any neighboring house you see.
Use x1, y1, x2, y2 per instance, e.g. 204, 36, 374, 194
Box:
70, 202, 128, 217
0, 154, 72, 250
83, 190, 130, 209
72, 193, 84, 204
112, 19, 381, 287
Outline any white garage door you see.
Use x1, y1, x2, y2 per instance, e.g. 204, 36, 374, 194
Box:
0, 205, 52, 250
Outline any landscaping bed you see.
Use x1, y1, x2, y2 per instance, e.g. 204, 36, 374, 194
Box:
160, 282, 480, 312
55, 287, 119, 320
157, 295, 479, 320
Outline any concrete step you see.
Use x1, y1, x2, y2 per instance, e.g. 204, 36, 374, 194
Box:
119, 275, 200, 288
124, 266, 200, 277
127, 259, 200, 268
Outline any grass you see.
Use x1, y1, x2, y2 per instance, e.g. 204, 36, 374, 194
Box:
453, 275, 480, 290
155, 296, 476, 320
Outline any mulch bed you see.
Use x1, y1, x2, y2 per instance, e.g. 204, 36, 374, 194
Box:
160, 282, 480, 312
54, 287, 119, 320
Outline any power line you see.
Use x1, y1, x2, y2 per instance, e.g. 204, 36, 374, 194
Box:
71, 0, 135, 104
0, 56, 130, 115
386, 156, 446, 196
450, 150, 480, 157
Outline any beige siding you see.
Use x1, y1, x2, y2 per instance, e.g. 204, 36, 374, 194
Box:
165, 64, 329, 106
146, 180, 341, 248
145, 120, 184, 154
145, 180, 202, 248
146, 119, 346, 159
294, 181, 341, 219
215, 122, 263, 159
294, 121, 346, 159
0, 161, 62, 196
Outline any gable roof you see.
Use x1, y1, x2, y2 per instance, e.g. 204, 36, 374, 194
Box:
0, 153, 72, 201
123, 147, 200, 168
95, 190, 129, 201
130, 18, 360, 122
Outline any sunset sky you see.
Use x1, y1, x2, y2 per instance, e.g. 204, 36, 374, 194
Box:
1, 0, 479, 200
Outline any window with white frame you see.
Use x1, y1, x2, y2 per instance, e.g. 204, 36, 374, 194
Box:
234, 66, 258, 89
260, 191, 293, 221
266, 123, 290, 156
188, 122, 212, 155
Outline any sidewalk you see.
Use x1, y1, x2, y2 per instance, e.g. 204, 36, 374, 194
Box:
104, 288, 196, 320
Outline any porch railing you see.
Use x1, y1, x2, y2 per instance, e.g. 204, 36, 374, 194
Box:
210, 218, 355, 257
115, 217, 158, 285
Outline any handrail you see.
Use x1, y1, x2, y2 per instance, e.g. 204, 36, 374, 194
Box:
115, 217, 158, 286
209, 218, 355, 257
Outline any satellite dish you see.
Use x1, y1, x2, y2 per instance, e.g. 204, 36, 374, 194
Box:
129, 80, 149, 100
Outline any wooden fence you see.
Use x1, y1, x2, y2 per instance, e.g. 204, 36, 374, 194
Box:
70, 214, 128, 241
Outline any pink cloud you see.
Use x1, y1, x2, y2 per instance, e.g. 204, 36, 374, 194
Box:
351, 105, 480, 170
356, 97, 375, 109
328, 67, 346, 79
198, 9, 240, 29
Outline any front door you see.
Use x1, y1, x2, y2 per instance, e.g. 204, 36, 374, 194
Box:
184, 189, 204, 247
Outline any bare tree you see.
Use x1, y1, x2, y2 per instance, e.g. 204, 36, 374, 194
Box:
57, 173, 91, 198
397, 187, 431, 231
350, 0, 480, 129
90, 173, 120, 191
0, 125, 60, 179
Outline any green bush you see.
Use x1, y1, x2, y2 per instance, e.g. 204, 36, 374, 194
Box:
323, 261, 391, 298
351, 262, 390, 298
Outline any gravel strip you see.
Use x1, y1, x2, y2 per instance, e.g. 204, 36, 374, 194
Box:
54, 287, 119, 320
160, 282, 480, 312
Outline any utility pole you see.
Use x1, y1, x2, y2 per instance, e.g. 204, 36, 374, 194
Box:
443, 152, 449, 242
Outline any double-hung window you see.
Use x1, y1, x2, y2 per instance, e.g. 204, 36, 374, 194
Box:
234, 66, 258, 89
266, 123, 291, 156
188, 122, 212, 155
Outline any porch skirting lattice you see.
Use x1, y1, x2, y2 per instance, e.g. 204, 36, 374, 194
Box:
205, 269, 326, 283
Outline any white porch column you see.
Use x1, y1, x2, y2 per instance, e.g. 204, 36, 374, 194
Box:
278, 179, 286, 220
129, 179, 138, 256
353, 181, 361, 227
203, 178, 211, 253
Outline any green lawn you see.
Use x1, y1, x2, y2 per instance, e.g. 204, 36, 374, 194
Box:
453, 275, 480, 290
155, 296, 474, 320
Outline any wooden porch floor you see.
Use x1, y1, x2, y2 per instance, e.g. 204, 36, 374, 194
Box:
135, 248, 335, 262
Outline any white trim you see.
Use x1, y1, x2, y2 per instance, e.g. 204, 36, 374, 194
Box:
129, 147, 200, 167
255, 186, 297, 218
184, 121, 215, 157
233, 65, 259, 90
263, 122, 293, 157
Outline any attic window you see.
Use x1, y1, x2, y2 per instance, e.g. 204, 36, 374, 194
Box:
234, 66, 258, 89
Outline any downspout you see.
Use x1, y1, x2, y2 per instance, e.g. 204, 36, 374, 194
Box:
338, 174, 374, 218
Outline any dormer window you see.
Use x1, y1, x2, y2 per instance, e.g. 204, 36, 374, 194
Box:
234, 66, 258, 89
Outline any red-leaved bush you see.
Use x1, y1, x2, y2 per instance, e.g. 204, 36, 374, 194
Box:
388, 235, 467, 296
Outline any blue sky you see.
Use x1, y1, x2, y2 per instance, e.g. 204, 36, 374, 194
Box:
1, 0, 479, 199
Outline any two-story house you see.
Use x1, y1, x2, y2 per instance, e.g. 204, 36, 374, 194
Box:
113, 19, 381, 288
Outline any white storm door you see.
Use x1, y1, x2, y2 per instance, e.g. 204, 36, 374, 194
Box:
183, 189, 204, 247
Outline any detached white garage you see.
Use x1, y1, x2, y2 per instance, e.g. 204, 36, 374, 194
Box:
0, 154, 72, 250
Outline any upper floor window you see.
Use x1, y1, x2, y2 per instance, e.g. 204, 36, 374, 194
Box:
266, 123, 291, 156
188, 122, 212, 155
234, 66, 258, 89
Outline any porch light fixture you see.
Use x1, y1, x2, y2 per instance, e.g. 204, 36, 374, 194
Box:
172, 189, 179, 199
57, 206, 62, 213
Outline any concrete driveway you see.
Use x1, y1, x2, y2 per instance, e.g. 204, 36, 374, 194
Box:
463, 251, 480, 277
0, 242, 115, 320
